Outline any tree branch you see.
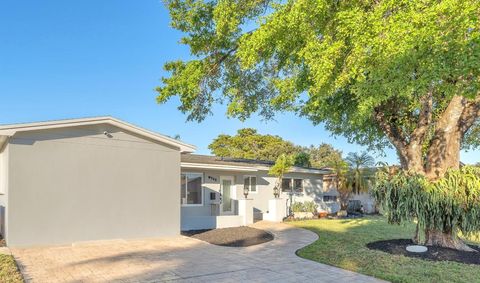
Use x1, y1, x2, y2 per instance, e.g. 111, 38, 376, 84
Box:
410, 90, 434, 145
373, 108, 408, 163
459, 95, 480, 135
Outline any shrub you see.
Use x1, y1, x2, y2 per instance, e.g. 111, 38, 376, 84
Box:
292, 201, 318, 213
291, 202, 305, 213
373, 166, 480, 238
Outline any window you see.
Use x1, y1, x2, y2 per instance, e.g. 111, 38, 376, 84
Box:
244, 176, 257, 193
323, 195, 337, 202
293, 179, 303, 192
281, 178, 304, 193
281, 178, 292, 192
181, 173, 203, 205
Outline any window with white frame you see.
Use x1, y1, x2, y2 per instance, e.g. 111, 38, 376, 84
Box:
180, 173, 203, 205
244, 176, 257, 193
281, 178, 304, 193
281, 178, 292, 192
293, 178, 303, 192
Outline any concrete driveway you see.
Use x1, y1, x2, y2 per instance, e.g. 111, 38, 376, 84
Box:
12, 222, 385, 283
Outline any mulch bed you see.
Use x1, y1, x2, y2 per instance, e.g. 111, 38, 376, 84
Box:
367, 239, 480, 265
182, 226, 274, 247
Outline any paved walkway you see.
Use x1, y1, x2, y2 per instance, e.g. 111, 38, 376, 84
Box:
12, 222, 385, 283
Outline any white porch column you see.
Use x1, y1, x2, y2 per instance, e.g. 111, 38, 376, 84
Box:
264, 198, 287, 222
237, 198, 253, 226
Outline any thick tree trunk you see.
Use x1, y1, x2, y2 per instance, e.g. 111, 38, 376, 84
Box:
377, 95, 480, 251
425, 229, 476, 252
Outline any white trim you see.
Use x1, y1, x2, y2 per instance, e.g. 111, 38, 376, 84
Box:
181, 162, 330, 174
243, 175, 258, 194
0, 117, 196, 153
0, 145, 7, 195
240, 165, 330, 174
281, 177, 304, 193
181, 172, 204, 207
181, 162, 258, 172
220, 176, 235, 215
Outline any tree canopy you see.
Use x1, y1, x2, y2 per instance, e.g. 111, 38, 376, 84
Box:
208, 128, 343, 168
158, 0, 480, 249
306, 143, 343, 168
158, 0, 480, 179
208, 128, 300, 161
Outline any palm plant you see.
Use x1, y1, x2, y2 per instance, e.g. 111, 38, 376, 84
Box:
345, 151, 375, 194
327, 158, 350, 210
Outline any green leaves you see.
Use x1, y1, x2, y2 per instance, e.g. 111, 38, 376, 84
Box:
158, 0, 480, 152
208, 128, 301, 161
269, 153, 294, 178
373, 166, 480, 236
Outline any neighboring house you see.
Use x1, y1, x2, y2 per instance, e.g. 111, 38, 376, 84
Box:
0, 117, 339, 247
180, 154, 337, 231
0, 117, 195, 247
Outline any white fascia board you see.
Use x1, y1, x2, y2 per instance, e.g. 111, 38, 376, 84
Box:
254, 165, 331, 175
181, 162, 258, 172
0, 136, 8, 152
0, 116, 196, 153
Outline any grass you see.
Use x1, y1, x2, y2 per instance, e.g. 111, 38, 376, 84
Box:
0, 254, 22, 283
290, 216, 480, 283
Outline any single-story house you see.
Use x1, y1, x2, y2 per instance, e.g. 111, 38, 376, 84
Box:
0, 117, 339, 247
180, 154, 339, 230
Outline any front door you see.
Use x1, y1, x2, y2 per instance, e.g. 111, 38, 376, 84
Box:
220, 176, 234, 214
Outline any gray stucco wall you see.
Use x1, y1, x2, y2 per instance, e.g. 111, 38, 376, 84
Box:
6, 124, 180, 247
180, 168, 337, 225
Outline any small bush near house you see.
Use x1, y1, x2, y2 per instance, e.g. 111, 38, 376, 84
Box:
303, 201, 318, 213
291, 201, 318, 213
0, 254, 23, 283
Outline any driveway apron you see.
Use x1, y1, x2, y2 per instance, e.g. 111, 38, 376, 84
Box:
11, 221, 386, 283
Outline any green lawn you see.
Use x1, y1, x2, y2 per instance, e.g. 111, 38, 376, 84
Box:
0, 255, 23, 283
290, 216, 480, 283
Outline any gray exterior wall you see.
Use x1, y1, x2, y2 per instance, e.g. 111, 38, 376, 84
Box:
5, 124, 180, 247
180, 168, 338, 227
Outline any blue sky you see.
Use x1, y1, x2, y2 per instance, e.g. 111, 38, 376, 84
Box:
1, 1, 478, 165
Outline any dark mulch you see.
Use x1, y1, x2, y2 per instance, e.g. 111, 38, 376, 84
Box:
182, 226, 274, 247
367, 239, 480, 265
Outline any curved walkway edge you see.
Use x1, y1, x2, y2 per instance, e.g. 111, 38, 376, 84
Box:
247, 221, 387, 283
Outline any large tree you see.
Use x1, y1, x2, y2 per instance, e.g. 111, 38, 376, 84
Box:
306, 143, 343, 168
157, 0, 480, 249
208, 128, 300, 160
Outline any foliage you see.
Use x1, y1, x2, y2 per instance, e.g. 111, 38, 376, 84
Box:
208, 128, 301, 161
293, 152, 311, 167
269, 154, 294, 197
373, 166, 480, 237
292, 201, 318, 213
346, 151, 375, 194
291, 217, 480, 283
0, 255, 23, 283
326, 157, 350, 210
304, 143, 343, 168
158, 0, 480, 153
